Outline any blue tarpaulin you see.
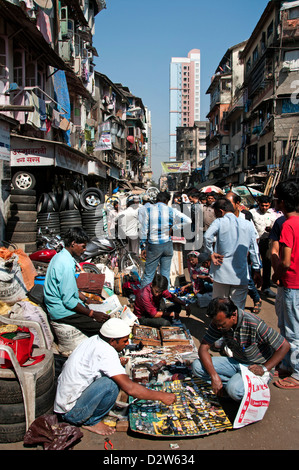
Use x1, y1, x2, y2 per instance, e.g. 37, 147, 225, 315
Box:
53, 69, 71, 146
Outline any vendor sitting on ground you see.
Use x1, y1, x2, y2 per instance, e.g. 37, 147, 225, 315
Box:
192, 297, 290, 401
134, 273, 191, 327
54, 318, 176, 436
181, 251, 213, 295
44, 227, 109, 337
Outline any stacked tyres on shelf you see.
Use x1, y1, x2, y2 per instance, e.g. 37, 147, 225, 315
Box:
37, 193, 60, 235
6, 189, 37, 251
59, 190, 82, 237
79, 188, 105, 238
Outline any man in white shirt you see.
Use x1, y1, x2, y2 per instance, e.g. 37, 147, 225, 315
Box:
54, 318, 176, 436
250, 195, 277, 298
117, 195, 140, 253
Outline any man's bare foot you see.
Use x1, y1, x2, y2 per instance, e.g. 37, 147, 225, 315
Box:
82, 421, 115, 436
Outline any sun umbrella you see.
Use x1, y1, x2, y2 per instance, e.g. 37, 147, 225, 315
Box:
200, 185, 225, 194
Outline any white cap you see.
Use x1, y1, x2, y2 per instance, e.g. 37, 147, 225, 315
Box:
100, 318, 131, 338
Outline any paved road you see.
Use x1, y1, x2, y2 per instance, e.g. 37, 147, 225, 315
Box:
0, 286, 298, 452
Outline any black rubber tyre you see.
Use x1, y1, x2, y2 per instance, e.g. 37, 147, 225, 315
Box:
8, 211, 37, 222
69, 190, 80, 209
58, 190, 69, 212
7, 221, 37, 232
0, 382, 56, 425
48, 192, 59, 212
80, 188, 104, 210
0, 365, 54, 404
12, 171, 36, 191
10, 194, 36, 204
37, 193, 50, 213
0, 406, 53, 443
6, 232, 37, 243
11, 188, 36, 196
10, 203, 37, 212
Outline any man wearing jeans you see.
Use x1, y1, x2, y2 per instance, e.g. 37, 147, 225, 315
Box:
203, 198, 262, 310
139, 191, 191, 288
192, 298, 289, 401
54, 318, 176, 436
272, 180, 299, 389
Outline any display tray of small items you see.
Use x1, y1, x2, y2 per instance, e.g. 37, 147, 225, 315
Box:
129, 378, 232, 438
132, 325, 161, 346
160, 326, 190, 345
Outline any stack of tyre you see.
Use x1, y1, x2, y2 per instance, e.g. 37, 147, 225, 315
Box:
6, 172, 38, 253
37, 192, 60, 235
37, 187, 106, 239
59, 190, 82, 237
80, 188, 106, 238
0, 360, 55, 443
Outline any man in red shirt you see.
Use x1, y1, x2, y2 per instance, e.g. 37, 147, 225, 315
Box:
272, 180, 299, 389
134, 273, 191, 327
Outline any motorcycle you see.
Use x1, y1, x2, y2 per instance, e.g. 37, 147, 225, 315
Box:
80, 236, 144, 279
29, 228, 98, 275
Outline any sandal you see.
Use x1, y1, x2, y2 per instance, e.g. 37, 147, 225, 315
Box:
253, 300, 262, 314
274, 376, 299, 389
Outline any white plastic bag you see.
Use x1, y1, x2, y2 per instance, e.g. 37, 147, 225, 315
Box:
233, 364, 270, 429
9, 300, 54, 349
51, 321, 87, 356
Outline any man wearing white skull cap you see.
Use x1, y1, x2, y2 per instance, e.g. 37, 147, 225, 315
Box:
54, 318, 176, 436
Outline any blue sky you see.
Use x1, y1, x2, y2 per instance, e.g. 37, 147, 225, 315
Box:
93, 0, 270, 182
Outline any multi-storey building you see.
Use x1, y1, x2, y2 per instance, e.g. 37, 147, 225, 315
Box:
0, 0, 150, 242
176, 121, 208, 170
204, 1, 299, 191
169, 49, 201, 162
240, 0, 299, 190
205, 41, 247, 186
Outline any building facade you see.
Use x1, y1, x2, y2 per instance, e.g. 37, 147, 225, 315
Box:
204, 1, 299, 192
0, 0, 150, 245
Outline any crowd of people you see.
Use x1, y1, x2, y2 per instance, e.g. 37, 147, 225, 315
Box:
42, 179, 299, 436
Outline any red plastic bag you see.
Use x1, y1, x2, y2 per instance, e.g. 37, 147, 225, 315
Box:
0, 326, 44, 369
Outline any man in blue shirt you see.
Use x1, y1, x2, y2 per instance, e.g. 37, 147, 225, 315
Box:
139, 191, 191, 288
44, 227, 109, 336
203, 198, 262, 309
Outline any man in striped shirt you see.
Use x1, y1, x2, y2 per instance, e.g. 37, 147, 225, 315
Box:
192, 297, 289, 401
139, 191, 191, 288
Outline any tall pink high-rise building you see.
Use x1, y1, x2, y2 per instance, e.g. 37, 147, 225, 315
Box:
169, 49, 201, 161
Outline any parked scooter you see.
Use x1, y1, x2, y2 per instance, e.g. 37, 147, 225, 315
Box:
80, 236, 144, 279
29, 228, 98, 275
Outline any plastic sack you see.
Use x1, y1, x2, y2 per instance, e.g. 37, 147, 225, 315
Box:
0, 254, 27, 305
9, 300, 54, 349
50, 321, 87, 356
23, 414, 83, 450
233, 364, 270, 429
0, 247, 37, 291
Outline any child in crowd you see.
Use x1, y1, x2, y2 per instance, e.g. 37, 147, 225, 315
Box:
181, 251, 213, 295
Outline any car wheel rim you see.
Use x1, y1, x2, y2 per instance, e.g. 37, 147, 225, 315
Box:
15, 174, 33, 190
85, 195, 101, 207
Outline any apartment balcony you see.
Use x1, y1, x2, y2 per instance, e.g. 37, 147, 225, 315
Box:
282, 17, 299, 41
